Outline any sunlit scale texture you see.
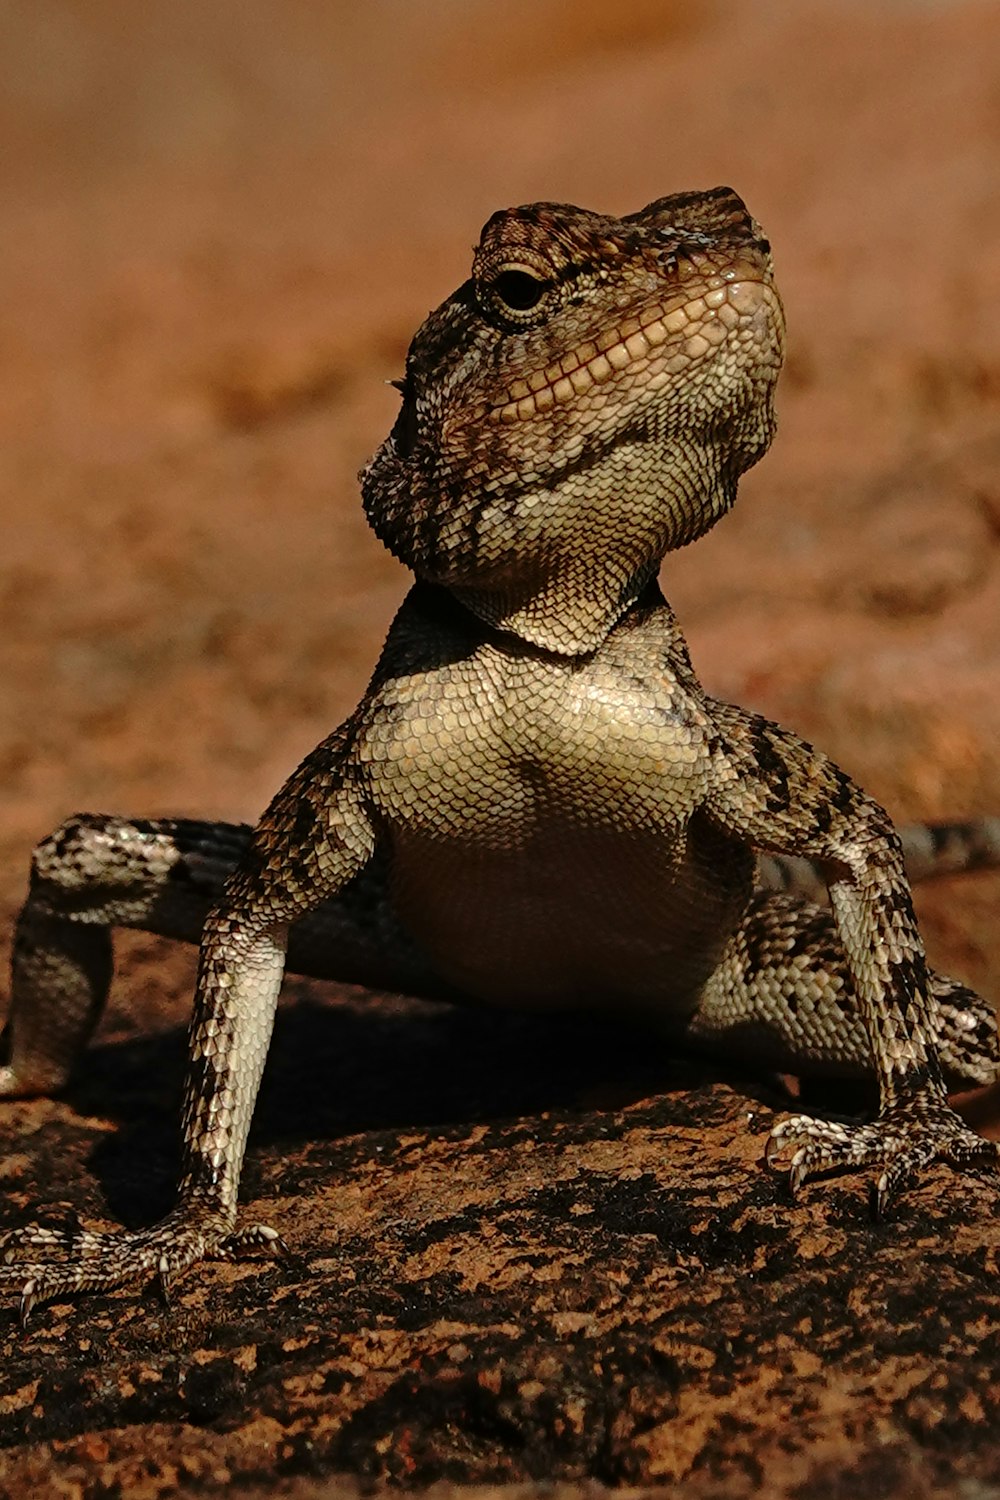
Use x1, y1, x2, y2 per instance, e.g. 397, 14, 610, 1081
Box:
494, 280, 764, 422
0, 187, 996, 1317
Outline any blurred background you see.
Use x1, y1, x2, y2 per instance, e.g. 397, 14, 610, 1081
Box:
1, 0, 999, 1000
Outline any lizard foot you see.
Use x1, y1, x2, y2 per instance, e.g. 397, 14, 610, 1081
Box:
0, 1207, 289, 1325
766, 1095, 999, 1214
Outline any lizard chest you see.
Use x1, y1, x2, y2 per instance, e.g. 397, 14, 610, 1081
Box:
352, 632, 742, 1011
357, 649, 712, 846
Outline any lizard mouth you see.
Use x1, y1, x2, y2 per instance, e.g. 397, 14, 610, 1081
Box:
491, 275, 772, 425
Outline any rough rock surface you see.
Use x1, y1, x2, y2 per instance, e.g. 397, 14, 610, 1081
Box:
1, 3, 1000, 1497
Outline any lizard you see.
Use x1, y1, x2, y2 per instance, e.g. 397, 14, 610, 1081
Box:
1, 186, 998, 1324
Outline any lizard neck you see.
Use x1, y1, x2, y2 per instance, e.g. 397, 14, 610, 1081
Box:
450, 562, 657, 656
400, 575, 670, 662
446, 443, 737, 657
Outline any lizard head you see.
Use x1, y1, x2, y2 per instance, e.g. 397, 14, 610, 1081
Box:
362, 187, 785, 655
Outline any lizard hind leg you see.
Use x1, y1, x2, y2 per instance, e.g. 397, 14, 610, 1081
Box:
686, 892, 1000, 1202
932, 974, 1000, 1091
0, 908, 112, 1097
0, 814, 249, 1098
687, 892, 1000, 1090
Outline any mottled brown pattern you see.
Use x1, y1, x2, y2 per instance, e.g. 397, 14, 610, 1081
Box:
0, 189, 997, 1319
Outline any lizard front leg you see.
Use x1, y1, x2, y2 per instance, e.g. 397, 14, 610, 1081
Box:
0, 725, 376, 1319
703, 702, 999, 1209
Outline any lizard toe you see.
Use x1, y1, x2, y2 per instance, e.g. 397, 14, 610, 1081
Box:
0, 1205, 239, 1324
767, 1096, 999, 1211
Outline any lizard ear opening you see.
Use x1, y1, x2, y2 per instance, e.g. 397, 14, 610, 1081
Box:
389, 387, 418, 461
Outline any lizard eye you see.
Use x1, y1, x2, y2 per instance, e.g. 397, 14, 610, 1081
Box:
484, 264, 552, 323
492, 268, 547, 311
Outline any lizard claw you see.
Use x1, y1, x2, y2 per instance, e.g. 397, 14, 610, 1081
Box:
766, 1095, 1000, 1212
213, 1221, 291, 1261
216, 1223, 309, 1282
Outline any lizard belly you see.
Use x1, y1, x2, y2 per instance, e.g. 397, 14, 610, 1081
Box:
386, 818, 752, 1017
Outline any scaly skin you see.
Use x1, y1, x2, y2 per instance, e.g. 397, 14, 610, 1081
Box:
2, 187, 997, 1322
